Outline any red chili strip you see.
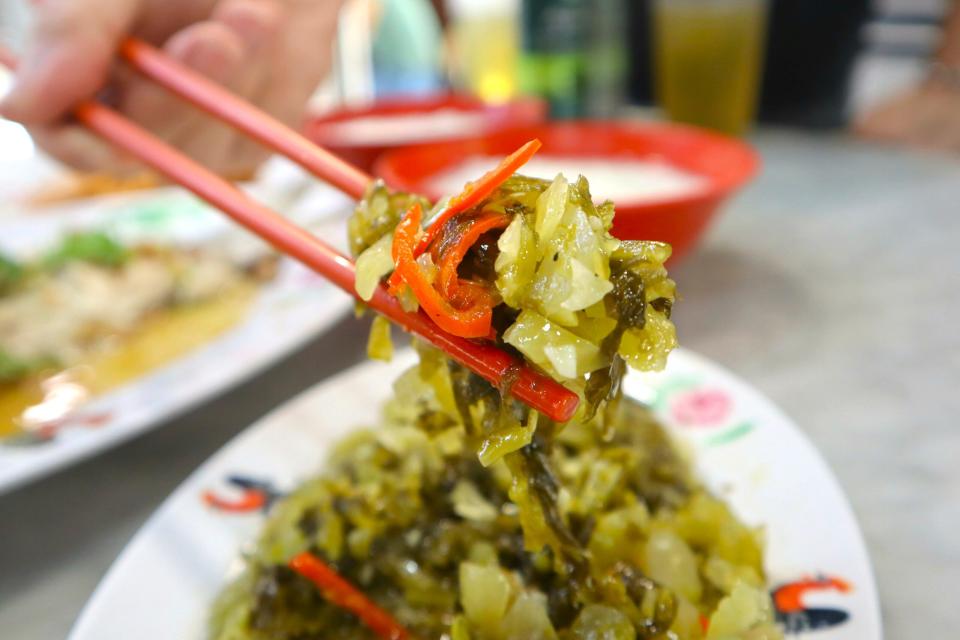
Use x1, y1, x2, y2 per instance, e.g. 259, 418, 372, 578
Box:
391, 203, 493, 338
289, 551, 411, 640
434, 211, 511, 298
413, 139, 541, 255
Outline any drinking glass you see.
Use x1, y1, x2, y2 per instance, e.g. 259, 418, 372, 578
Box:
654, 0, 767, 136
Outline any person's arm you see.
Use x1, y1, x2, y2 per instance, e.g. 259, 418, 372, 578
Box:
1, 0, 343, 175
856, 2, 960, 151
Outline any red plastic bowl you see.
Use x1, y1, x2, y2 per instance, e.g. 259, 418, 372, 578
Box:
374, 121, 759, 263
304, 94, 546, 173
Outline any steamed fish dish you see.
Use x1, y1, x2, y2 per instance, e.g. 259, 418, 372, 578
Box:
212, 143, 781, 639
0, 232, 273, 438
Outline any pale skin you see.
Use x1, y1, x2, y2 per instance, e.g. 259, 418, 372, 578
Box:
0, 0, 344, 176
856, 2, 960, 152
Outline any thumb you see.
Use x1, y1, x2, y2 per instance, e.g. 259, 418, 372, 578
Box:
0, 0, 141, 124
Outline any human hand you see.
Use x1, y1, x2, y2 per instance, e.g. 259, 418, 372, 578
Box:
855, 76, 960, 153
0, 0, 343, 176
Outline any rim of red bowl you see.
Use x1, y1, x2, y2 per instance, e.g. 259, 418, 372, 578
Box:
373, 120, 760, 209
305, 94, 547, 149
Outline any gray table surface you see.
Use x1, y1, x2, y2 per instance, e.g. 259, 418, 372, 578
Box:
1, 131, 957, 639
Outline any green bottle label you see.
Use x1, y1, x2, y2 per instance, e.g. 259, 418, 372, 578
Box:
520, 0, 588, 117
521, 0, 586, 54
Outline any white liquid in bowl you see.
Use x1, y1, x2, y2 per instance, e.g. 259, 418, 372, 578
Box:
429, 156, 710, 204
320, 110, 489, 146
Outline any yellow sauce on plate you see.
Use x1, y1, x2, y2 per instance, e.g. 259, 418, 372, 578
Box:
0, 282, 258, 439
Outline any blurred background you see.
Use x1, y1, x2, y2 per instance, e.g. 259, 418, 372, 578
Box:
0, 0, 954, 143
0, 0, 957, 639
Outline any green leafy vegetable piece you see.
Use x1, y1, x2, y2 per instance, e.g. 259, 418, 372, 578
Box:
366, 315, 394, 362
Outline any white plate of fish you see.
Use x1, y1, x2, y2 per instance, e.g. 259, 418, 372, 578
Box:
0, 175, 356, 493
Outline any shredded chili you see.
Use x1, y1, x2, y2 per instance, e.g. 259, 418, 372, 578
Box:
434, 211, 511, 298
386, 139, 538, 339
391, 203, 493, 338
413, 139, 541, 255
289, 552, 411, 640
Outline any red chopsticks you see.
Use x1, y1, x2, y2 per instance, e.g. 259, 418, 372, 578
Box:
0, 39, 579, 423
117, 39, 370, 201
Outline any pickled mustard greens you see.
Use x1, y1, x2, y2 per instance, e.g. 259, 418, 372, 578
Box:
210, 351, 777, 640
210, 166, 781, 639
353, 172, 677, 413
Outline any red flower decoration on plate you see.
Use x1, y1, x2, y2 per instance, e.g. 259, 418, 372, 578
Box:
671, 388, 732, 427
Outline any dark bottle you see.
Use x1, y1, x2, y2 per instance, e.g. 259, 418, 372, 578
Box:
626, 0, 871, 129
520, 0, 629, 118
758, 0, 871, 128
519, 0, 589, 118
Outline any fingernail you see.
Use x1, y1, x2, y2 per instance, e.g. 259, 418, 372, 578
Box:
220, 1, 282, 52
166, 24, 245, 85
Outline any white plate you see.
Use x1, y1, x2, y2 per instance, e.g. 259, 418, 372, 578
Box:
69, 348, 882, 639
0, 178, 356, 493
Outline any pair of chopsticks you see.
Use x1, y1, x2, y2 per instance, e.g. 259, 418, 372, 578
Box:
0, 38, 579, 423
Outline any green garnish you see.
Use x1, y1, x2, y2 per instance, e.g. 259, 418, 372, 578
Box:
0, 252, 23, 294
44, 232, 129, 269
0, 350, 32, 384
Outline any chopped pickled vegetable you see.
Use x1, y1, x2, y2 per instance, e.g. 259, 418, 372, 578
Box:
645, 529, 703, 603
210, 166, 779, 640
459, 562, 513, 633
503, 310, 605, 381
355, 234, 395, 302
451, 480, 499, 521
571, 604, 636, 639
348, 162, 676, 391
348, 181, 429, 257
367, 315, 394, 362
706, 583, 778, 639
210, 381, 778, 640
